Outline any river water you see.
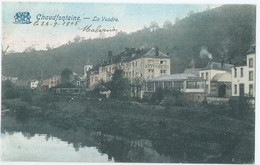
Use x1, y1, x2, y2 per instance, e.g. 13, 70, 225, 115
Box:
1, 132, 113, 162
1, 117, 172, 162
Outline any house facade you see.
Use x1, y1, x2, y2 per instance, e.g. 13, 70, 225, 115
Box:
88, 47, 171, 90
144, 73, 206, 102
41, 75, 61, 89
231, 44, 256, 97
199, 62, 233, 97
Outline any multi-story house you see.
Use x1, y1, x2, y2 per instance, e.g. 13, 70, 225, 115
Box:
88, 47, 171, 90
41, 75, 61, 89
231, 44, 256, 97
122, 47, 171, 80
199, 61, 233, 97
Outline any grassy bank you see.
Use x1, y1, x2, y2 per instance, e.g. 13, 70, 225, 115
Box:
1, 96, 254, 163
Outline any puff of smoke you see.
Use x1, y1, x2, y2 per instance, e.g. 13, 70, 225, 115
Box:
200, 46, 212, 59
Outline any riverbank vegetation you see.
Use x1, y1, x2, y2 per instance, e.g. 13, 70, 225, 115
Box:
1, 87, 254, 163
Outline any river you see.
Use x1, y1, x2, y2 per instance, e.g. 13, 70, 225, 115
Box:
1, 132, 113, 162
1, 116, 172, 162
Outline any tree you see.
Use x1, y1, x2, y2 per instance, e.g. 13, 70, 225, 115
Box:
163, 20, 172, 29
61, 68, 73, 83
73, 35, 81, 43
106, 69, 130, 99
46, 44, 52, 51
187, 10, 195, 17
149, 21, 159, 32
2, 80, 20, 99
131, 77, 144, 99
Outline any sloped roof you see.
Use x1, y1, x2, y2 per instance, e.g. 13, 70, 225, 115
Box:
147, 73, 204, 82
211, 73, 231, 82
183, 68, 202, 76
246, 44, 255, 54
102, 47, 170, 66
200, 62, 234, 71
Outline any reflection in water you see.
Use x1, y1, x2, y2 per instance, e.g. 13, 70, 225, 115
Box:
1, 116, 221, 163
1, 132, 114, 162
1, 117, 172, 162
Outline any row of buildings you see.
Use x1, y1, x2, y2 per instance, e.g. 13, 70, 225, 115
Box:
86, 44, 256, 99
2, 44, 255, 99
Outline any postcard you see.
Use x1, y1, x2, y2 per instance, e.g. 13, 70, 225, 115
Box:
1, 1, 258, 164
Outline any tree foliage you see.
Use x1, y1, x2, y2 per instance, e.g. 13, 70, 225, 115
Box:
106, 69, 130, 99
2, 80, 20, 99
61, 68, 73, 83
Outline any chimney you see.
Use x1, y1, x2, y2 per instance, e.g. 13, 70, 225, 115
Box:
155, 46, 159, 56
221, 59, 224, 69
108, 51, 113, 57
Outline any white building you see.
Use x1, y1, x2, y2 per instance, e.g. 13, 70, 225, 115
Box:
145, 73, 205, 93
88, 47, 171, 90
84, 65, 93, 79
144, 73, 206, 102
199, 62, 233, 96
231, 44, 256, 97
30, 80, 39, 89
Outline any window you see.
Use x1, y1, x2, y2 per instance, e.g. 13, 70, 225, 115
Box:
187, 81, 198, 89
249, 71, 253, 81
174, 81, 184, 89
147, 82, 154, 91
132, 71, 134, 77
234, 68, 237, 78
249, 84, 253, 96
160, 70, 166, 76
164, 81, 172, 89
136, 61, 137, 66
160, 70, 166, 73
240, 68, 243, 77
206, 72, 209, 81
160, 61, 164, 64
201, 73, 204, 78
249, 58, 253, 68
77, 81, 80, 85
234, 84, 237, 94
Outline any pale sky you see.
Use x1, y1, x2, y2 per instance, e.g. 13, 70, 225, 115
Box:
2, 2, 220, 53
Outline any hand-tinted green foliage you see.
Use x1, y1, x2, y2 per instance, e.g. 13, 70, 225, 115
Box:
2, 5, 256, 78
2, 80, 20, 99
228, 96, 255, 121
92, 80, 107, 98
106, 69, 130, 99
53, 82, 76, 88
61, 68, 73, 83
151, 88, 186, 106
1, 95, 254, 163
20, 89, 33, 103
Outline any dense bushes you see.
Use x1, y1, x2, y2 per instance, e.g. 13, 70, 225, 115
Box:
2, 80, 20, 99
151, 88, 187, 107
228, 96, 255, 122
